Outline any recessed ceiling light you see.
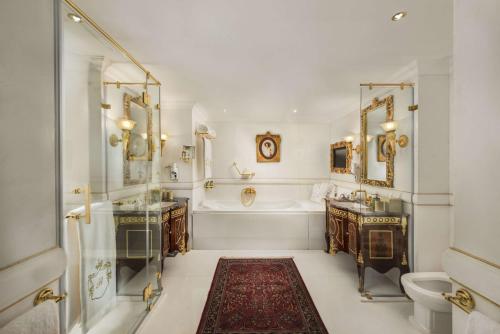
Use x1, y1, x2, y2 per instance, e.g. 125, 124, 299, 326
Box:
391, 11, 407, 21
223, 109, 227, 113
293, 109, 298, 113
68, 13, 82, 23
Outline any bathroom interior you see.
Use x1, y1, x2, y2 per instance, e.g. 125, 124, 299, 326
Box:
1, 0, 499, 334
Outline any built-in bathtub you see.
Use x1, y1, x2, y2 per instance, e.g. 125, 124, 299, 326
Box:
193, 200, 325, 250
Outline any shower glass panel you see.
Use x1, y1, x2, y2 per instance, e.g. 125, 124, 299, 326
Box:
61, 2, 162, 333
357, 84, 415, 293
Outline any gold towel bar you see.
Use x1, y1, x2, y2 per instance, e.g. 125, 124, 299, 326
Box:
443, 288, 475, 314
66, 184, 91, 224
34, 288, 66, 306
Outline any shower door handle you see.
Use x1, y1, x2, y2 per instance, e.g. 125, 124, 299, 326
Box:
66, 184, 91, 224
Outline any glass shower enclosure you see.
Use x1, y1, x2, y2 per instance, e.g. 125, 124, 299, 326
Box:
60, 1, 163, 333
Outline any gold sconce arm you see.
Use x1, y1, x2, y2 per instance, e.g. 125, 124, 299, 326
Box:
66, 184, 91, 224
443, 288, 475, 313
34, 288, 66, 306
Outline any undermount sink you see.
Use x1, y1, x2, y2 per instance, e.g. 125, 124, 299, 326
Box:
341, 202, 369, 210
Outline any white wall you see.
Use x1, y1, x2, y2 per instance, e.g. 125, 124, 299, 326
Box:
209, 121, 330, 181
446, 0, 500, 330
329, 63, 452, 273
200, 121, 330, 204
0, 0, 65, 326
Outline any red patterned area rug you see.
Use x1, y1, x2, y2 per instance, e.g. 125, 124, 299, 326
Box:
196, 258, 329, 334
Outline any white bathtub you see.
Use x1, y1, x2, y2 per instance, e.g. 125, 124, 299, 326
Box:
193, 200, 325, 250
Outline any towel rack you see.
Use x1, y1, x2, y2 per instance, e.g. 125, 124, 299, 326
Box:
65, 184, 91, 224
34, 288, 66, 306
443, 288, 475, 314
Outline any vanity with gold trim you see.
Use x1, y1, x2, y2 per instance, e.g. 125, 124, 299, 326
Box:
113, 197, 189, 285
325, 199, 409, 293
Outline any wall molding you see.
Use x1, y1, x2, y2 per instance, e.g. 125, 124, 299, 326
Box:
0, 248, 66, 313
443, 248, 500, 307
412, 193, 452, 206
212, 178, 330, 186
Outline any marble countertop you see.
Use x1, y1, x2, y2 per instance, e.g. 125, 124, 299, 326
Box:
327, 199, 405, 217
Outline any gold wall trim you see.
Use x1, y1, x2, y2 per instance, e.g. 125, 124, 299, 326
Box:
360, 82, 414, 90
450, 247, 500, 270
0, 246, 58, 272
0, 278, 59, 314
450, 278, 500, 310
63, 0, 160, 85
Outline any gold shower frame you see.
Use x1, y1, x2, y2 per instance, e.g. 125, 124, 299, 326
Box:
63, 0, 160, 85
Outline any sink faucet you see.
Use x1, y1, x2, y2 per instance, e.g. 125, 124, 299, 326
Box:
351, 190, 371, 205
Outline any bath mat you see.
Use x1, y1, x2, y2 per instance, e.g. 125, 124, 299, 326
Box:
196, 258, 329, 334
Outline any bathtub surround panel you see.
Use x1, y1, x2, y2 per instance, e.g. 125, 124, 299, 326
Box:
193, 212, 324, 250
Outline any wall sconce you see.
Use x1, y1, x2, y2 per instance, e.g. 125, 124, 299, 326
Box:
344, 135, 355, 143
109, 116, 136, 147
160, 134, 168, 151
181, 145, 195, 163
379, 121, 409, 155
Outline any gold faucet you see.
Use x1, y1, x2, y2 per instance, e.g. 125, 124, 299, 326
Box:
351, 190, 372, 206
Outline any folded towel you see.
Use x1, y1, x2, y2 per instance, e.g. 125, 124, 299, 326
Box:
0, 300, 59, 334
310, 183, 333, 203
466, 311, 500, 334
204, 137, 213, 179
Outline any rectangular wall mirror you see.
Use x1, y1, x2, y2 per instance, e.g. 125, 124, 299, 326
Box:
123, 93, 153, 185
330, 141, 352, 174
360, 95, 394, 187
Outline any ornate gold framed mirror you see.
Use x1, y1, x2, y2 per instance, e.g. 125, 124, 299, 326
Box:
361, 95, 394, 188
330, 141, 352, 174
123, 93, 152, 186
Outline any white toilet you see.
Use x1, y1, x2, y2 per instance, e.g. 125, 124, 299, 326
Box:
401, 272, 452, 334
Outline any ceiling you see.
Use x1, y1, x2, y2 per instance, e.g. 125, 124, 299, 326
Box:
73, 0, 452, 122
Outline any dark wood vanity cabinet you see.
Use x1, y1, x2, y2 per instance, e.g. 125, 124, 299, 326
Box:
325, 199, 409, 293
114, 198, 189, 277
168, 203, 187, 254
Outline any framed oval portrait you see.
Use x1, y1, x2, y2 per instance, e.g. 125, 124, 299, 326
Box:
256, 131, 281, 163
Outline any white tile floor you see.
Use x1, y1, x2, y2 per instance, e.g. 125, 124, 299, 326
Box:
137, 250, 421, 334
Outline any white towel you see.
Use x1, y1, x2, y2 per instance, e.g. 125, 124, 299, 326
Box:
466, 311, 500, 334
204, 137, 213, 179
77, 201, 116, 333
0, 300, 59, 334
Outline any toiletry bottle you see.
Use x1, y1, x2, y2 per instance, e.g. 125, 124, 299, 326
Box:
170, 163, 179, 181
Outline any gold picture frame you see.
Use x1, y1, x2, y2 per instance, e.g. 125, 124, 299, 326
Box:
360, 95, 394, 188
330, 141, 352, 174
256, 131, 281, 163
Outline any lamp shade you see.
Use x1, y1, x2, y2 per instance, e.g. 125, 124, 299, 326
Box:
344, 135, 354, 143
380, 121, 398, 132
116, 117, 136, 131
160, 134, 168, 141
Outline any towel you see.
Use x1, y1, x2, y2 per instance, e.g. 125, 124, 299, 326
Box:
204, 137, 213, 179
77, 201, 116, 333
466, 311, 500, 334
310, 183, 333, 203
0, 300, 59, 334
